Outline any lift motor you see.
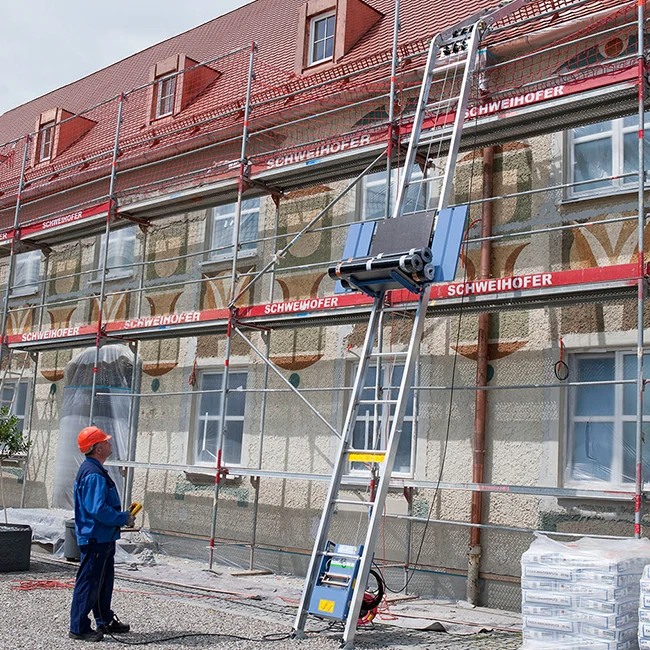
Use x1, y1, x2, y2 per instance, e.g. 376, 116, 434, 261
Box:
307, 542, 384, 623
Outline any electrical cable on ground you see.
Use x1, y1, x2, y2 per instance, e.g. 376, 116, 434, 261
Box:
84, 548, 335, 646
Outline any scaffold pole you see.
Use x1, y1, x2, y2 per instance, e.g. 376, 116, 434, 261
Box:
209, 43, 257, 570
89, 93, 126, 426
634, 0, 646, 538
0, 135, 30, 366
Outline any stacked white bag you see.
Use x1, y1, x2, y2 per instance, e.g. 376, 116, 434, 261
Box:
638, 565, 650, 648
521, 534, 650, 650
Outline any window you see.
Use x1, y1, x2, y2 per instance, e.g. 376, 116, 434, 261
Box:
309, 12, 335, 65
155, 74, 177, 118
38, 121, 55, 162
11, 250, 41, 296
566, 351, 650, 487
96, 226, 136, 280
0, 381, 28, 436
193, 371, 247, 466
567, 113, 650, 197
350, 363, 414, 474
361, 166, 427, 221
209, 198, 260, 260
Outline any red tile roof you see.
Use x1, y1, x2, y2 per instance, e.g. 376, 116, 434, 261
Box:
0, 0, 628, 145
0, 0, 506, 144
0, 0, 628, 229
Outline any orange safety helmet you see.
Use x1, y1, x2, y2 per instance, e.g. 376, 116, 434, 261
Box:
77, 426, 112, 454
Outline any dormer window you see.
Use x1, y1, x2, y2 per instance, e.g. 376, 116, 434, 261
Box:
155, 74, 177, 118
38, 122, 55, 162
148, 54, 220, 124
31, 108, 96, 166
309, 12, 335, 65
295, 1, 383, 74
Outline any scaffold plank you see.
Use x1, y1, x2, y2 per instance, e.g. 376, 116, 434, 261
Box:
5, 263, 644, 351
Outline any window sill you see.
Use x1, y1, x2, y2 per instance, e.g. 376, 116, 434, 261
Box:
301, 58, 335, 76
200, 249, 257, 272
9, 287, 39, 299
1, 454, 28, 465
559, 483, 645, 501
184, 470, 241, 485
561, 184, 650, 206
88, 272, 134, 285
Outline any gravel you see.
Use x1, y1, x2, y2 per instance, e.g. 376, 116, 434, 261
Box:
0, 558, 522, 650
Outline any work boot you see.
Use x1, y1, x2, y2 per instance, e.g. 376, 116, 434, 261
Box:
99, 615, 130, 634
68, 629, 104, 642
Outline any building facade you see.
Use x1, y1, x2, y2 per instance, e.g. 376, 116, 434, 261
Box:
0, 0, 648, 610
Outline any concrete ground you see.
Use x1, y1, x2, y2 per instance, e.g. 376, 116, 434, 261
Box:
0, 553, 523, 650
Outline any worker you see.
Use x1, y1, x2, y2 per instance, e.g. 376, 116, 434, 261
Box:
69, 426, 135, 642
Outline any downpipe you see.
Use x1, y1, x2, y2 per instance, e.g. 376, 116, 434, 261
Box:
467, 145, 494, 606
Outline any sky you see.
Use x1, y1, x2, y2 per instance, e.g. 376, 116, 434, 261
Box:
0, 1, 255, 116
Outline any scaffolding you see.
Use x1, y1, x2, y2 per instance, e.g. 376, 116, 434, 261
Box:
0, 0, 649, 616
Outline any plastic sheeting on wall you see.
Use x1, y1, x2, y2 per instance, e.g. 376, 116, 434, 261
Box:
52, 345, 139, 509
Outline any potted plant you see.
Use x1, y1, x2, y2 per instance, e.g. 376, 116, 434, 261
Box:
0, 405, 33, 572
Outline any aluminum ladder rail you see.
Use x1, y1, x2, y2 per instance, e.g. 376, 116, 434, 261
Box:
0, 350, 28, 415
292, 17, 484, 649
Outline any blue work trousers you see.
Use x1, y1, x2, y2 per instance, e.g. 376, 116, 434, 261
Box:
69, 541, 115, 634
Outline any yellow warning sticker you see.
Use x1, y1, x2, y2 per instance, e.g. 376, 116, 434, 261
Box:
318, 599, 336, 613
348, 452, 385, 463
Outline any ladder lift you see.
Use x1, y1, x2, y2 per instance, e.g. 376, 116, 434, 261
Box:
292, 2, 533, 646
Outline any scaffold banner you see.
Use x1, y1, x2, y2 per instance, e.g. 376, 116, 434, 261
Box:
21, 202, 111, 238
250, 66, 638, 176
5, 264, 642, 347
0, 202, 111, 246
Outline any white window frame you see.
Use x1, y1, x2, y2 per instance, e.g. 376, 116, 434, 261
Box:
10, 250, 41, 297
565, 350, 650, 489
566, 113, 650, 199
94, 226, 136, 282
308, 11, 336, 66
207, 198, 260, 262
192, 369, 247, 467
38, 122, 55, 162
360, 165, 427, 221
347, 362, 416, 477
0, 380, 28, 436
155, 74, 177, 119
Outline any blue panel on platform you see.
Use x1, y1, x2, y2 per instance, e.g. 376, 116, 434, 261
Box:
335, 221, 375, 294
431, 205, 468, 283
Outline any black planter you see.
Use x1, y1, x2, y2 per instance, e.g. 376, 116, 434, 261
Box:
0, 523, 32, 572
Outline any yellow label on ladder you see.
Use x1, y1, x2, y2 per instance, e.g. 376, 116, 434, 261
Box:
318, 599, 335, 613
348, 452, 386, 463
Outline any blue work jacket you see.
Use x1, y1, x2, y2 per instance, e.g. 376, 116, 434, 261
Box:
74, 457, 128, 545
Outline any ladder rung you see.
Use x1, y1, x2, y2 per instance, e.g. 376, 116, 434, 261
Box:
320, 550, 362, 560
358, 399, 398, 405
335, 499, 374, 508
323, 572, 352, 581
347, 451, 386, 463
321, 577, 350, 587
369, 351, 408, 358
424, 94, 462, 114
407, 175, 443, 186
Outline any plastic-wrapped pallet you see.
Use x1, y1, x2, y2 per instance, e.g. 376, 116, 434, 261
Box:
637, 564, 650, 648
521, 534, 650, 650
